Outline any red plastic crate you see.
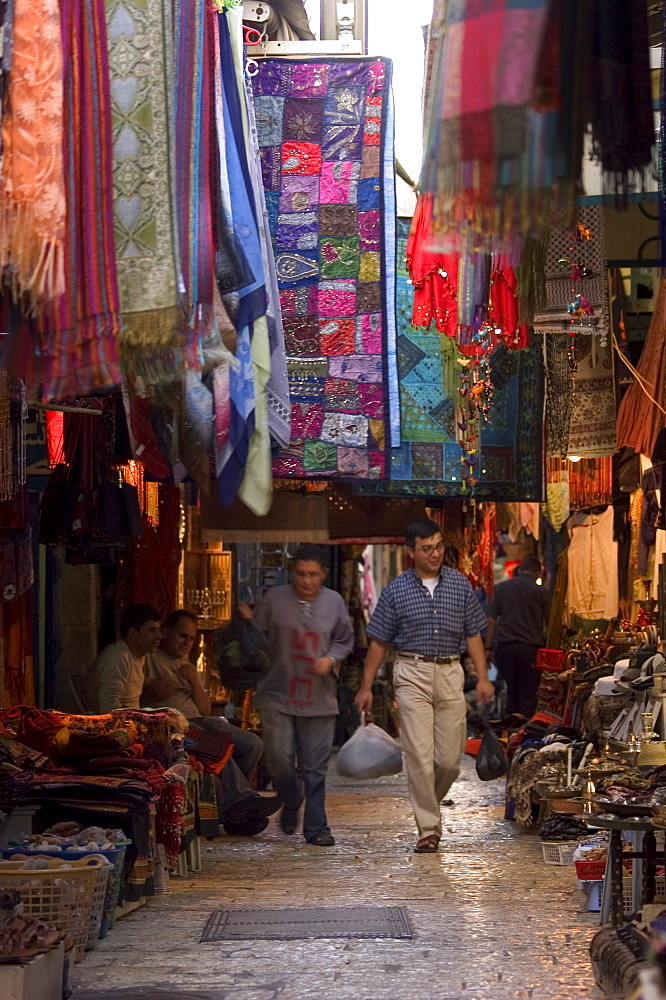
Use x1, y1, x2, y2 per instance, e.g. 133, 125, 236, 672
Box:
575, 858, 607, 880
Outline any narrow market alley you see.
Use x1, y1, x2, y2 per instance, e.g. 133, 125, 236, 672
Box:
72, 757, 602, 1000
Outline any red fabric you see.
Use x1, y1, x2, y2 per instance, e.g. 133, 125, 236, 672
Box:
406, 194, 458, 335
115, 484, 181, 623
488, 266, 529, 348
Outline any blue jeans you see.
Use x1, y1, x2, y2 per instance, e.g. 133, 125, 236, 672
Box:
259, 709, 336, 840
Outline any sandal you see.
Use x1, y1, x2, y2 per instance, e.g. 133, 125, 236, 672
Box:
414, 835, 440, 854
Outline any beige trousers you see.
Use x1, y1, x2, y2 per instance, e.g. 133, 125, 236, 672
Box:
393, 656, 467, 839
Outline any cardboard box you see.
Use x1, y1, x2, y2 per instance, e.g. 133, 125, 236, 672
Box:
0, 941, 64, 1000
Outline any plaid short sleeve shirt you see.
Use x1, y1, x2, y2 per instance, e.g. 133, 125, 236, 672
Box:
366, 567, 487, 658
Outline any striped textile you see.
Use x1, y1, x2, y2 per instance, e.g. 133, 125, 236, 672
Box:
6, 0, 122, 399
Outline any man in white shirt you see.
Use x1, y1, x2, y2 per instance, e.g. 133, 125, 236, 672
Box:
87, 604, 162, 714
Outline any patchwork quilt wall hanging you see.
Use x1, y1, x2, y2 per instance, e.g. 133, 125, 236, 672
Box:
355, 220, 545, 502
251, 57, 398, 480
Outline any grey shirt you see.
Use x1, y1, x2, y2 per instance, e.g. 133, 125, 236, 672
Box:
253, 584, 354, 716
487, 574, 550, 646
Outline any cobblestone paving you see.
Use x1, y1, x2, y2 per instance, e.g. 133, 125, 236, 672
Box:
73, 757, 603, 999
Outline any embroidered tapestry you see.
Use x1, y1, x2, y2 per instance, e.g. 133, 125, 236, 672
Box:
356, 221, 545, 501
252, 58, 395, 480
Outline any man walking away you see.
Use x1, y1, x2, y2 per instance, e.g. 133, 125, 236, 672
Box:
355, 518, 493, 854
484, 557, 549, 719
247, 544, 354, 846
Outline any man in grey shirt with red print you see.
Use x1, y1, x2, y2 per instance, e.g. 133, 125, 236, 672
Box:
248, 545, 354, 847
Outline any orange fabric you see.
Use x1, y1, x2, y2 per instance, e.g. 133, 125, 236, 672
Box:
0, 0, 66, 306
616, 278, 666, 458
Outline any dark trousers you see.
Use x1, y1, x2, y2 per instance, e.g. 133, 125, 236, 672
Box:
494, 642, 541, 718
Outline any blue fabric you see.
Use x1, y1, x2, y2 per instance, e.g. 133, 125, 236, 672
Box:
366, 567, 487, 656
217, 12, 266, 329
216, 323, 256, 506
259, 708, 336, 839
382, 90, 400, 448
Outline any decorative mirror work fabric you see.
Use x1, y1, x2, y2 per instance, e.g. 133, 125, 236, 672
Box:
251, 58, 396, 480
355, 220, 545, 501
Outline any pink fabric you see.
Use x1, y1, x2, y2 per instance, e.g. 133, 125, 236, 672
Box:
318, 282, 356, 317
320, 162, 356, 203
361, 313, 382, 352
212, 364, 230, 451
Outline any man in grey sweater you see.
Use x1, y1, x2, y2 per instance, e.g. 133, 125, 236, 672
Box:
243, 545, 354, 846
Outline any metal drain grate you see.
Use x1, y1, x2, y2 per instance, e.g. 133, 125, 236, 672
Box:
200, 905, 413, 941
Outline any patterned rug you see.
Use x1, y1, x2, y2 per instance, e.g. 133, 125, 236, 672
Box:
251, 58, 395, 480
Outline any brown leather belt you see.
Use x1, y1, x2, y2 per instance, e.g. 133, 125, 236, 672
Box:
397, 651, 461, 666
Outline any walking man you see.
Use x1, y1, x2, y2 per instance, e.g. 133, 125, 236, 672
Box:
355, 517, 493, 854
484, 557, 549, 718
246, 544, 354, 846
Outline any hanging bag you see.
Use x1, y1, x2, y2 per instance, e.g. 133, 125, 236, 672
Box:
475, 722, 508, 781
336, 713, 403, 779
214, 611, 274, 690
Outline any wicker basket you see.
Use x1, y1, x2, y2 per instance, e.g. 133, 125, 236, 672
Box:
1, 843, 128, 944
0, 855, 105, 961
541, 840, 577, 865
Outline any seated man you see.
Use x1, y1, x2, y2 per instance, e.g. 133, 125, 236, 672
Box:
143, 609, 263, 781
143, 609, 279, 836
87, 604, 162, 714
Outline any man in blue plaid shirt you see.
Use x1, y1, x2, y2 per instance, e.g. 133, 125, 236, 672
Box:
356, 517, 493, 853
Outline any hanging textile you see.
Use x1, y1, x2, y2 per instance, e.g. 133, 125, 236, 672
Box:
533, 206, 609, 340
173, 0, 221, 363
115, 484, 181, 624
567, 336, 616, 458
421, 0, 552, 244
106, 0, 183, 378
356, 337, 545, 501
214, 9, 267, 505
421, 1, 654, 247
242, 70, 291, 453
0, 0, 65, 306
565, 506, 618, 621
548, 455, 613, 510
616, 279, 666, 460
6, 0, 122, 400
252, 57, 395, 480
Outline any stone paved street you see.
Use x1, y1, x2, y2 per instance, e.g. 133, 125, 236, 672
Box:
73, 757, 603, 1000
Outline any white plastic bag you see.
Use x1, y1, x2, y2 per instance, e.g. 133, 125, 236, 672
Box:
336, 714, 402, 779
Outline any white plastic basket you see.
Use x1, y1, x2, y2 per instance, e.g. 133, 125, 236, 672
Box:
622, 874, 666, 914
541, 840, 577, 865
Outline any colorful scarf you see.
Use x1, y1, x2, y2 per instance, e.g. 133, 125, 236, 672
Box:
0, 0, 65, 306
422, 0, 552, 243
13, 0, 122, 400
106, 0, 183, 378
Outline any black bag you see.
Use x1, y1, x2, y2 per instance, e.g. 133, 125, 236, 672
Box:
475, 723, 508, 781
215, 612, 273, 690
